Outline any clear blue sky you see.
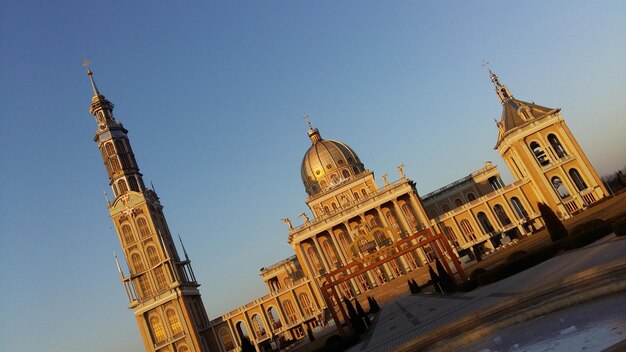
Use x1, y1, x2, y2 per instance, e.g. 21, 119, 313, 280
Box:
1, 1, 624, 351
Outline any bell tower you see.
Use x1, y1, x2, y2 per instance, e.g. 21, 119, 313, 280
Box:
85, 64, 212, 352
488, 66, 607, 218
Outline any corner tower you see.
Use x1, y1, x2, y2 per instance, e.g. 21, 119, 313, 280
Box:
488, 67, 607, 218
86, 66, 212, 352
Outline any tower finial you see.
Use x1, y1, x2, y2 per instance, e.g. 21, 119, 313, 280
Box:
304, 114, 322, 144
83, 58, 101, 96
178, 234, 190, 261
303, 114, 313, 129
103, 189, 111, 206
114, 251, 125, 278
482, 61, 512, 104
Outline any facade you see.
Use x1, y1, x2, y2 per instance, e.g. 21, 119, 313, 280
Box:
87, 67, 607, 352
204, 71, 608, 352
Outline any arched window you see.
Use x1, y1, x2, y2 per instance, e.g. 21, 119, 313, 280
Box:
307, 247, 322, 272
342, 169, 350, 179
488, 176, 504, 190
178, 346, 189, 352
219, 328, 235, 351
353, 166, 360, 174
299, 292, 315, 317
510, 197, 527, 219
137, 274, 152, 298
323, 206, 330, 214
114, 139, 127, 153
284, 276, 292, 287
166, 309, 183, 336
402, 204, 417, 225
121, 224, 134, 245
551, 176, 570, 199
444, 227, 459, 247
548, 134, 567, 158
477, 212, 494, 233
467, 193, 476, 201
569, 169, 588, 191
353, 192, 360, 201
454, 199, 463, 207
493, 204, 511, 226
323, 240, 338, 265
267, 307, 281, 329
235, 321, 250, 340
282, 300, 298, 324
460, 219, 475, 241
154, 266, 168, 289
146, 246, 160, 267
441, 204, 451, 212
110, 156, 122, 172
320, 180, 327, 189
131, 253, 145, 273
251, 314, 266, 337
386, 211, 400, 231
339, 232, 352, 256
137, 218, 151, 238
150, 316, 166, 343
369, 217, 379, 228
361, 189, 368, 198
104, 142, 115, 156
114, 140, 131, 169
529, 141, 550, 166
119, 153, 131, 170
128, 176, 139, 192
117, 179, 128, 194
331, 174, 339, 184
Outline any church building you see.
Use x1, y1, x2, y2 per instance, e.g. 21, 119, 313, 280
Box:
85, 66, 607, 352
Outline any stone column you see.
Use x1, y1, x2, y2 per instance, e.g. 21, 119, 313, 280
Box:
312, 237, 331, 274
393, 200, 426, 266
376, 206, 410, 274
227, 318, 241, 350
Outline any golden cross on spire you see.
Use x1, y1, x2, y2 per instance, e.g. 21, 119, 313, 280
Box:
303, 114, 313, 129
482, 60, 495, 76
83, 58, 100, 95
83, 58, 92, 74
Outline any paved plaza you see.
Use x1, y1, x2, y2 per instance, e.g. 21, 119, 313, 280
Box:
344, 234, 626, 352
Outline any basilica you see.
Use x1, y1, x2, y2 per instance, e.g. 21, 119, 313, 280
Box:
85, 66, 607, 352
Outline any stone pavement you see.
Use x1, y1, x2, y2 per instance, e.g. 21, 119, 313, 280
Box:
457, 293, 626, 352
345, 234, 626, 352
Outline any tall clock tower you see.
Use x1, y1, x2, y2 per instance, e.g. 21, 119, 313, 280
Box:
86, 67, 212, 352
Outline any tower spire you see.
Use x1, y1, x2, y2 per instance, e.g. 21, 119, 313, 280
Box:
83, 59, 101, 96
482, 61, 513, 104
304, 114, 322, 144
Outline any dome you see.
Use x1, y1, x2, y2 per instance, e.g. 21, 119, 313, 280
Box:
301, 127, 365, 197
